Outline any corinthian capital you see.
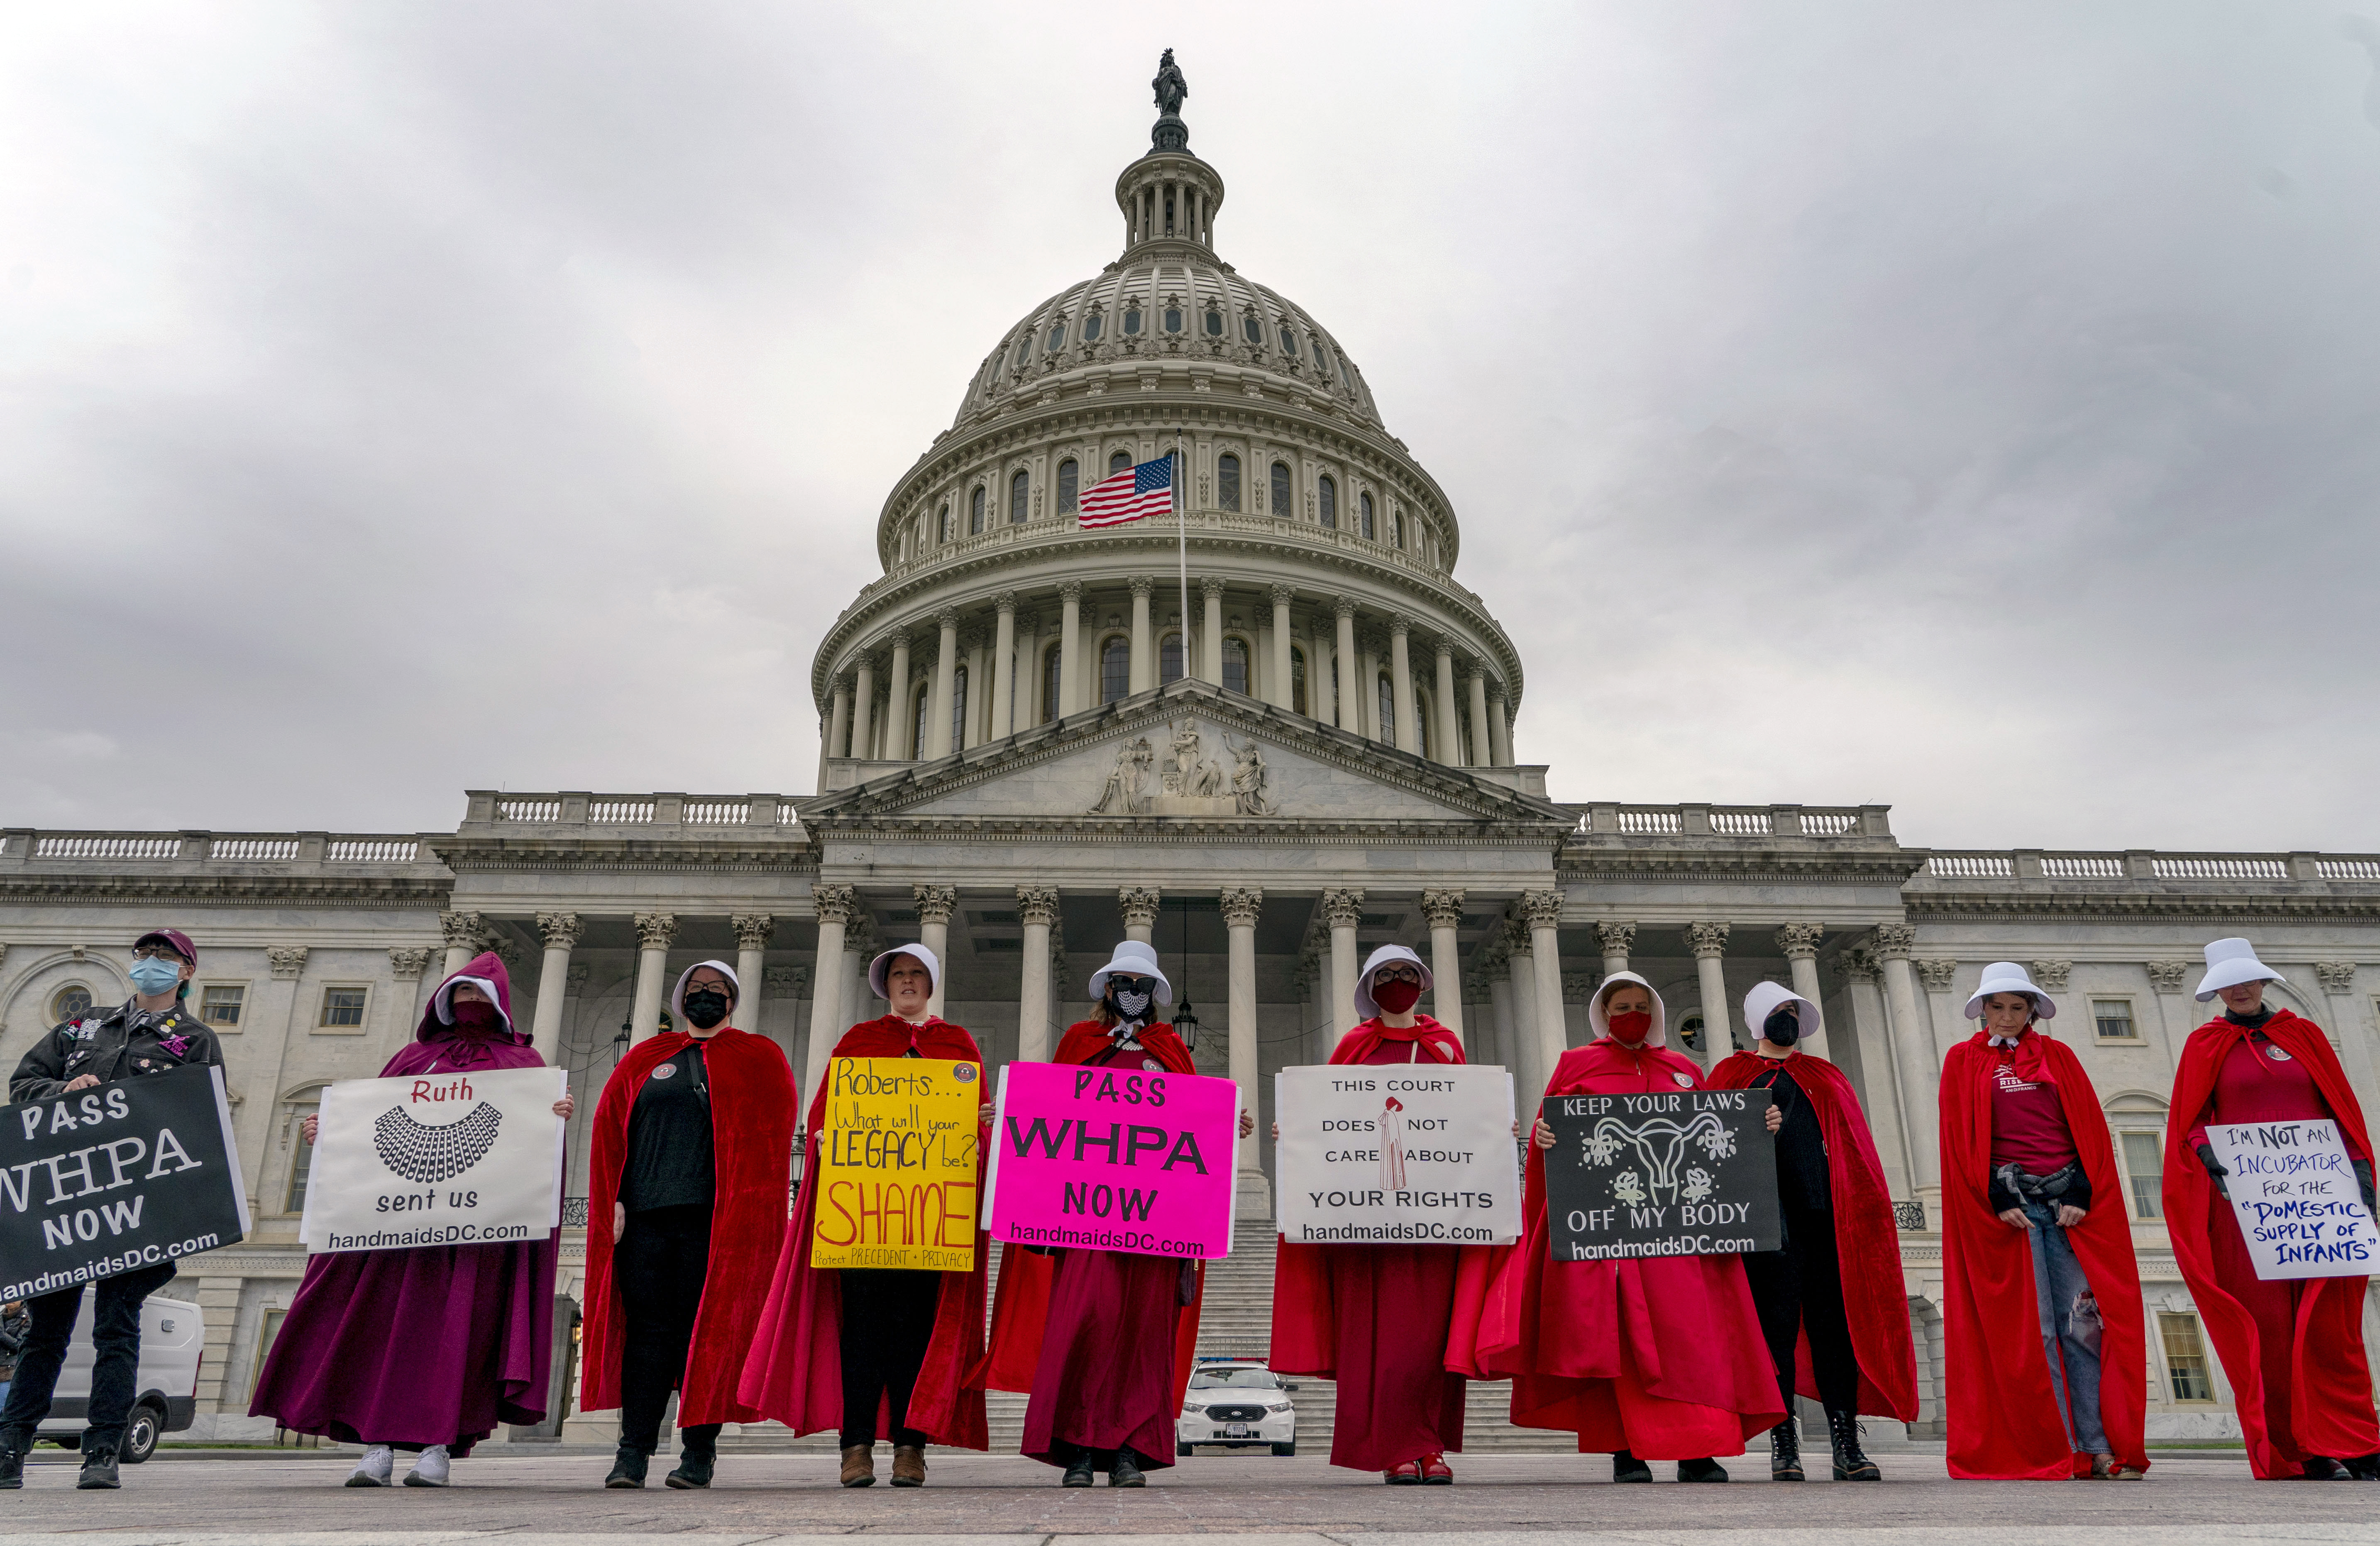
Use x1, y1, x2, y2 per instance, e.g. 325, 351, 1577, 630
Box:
537, 911, 585, 950
1519, 889, 1564, 930
1594, 921, 1637, 958
1016, 884, 1060, 927
811, 882, 859, 926
1322, 888, 1366, 927
1774, 922, 1823, 961
268, 947, 308, 980
2145, 960, 2190, 995
1129, 575, 1154, 599
1872, 923, 1916, 960
1200, 576, 1227, 601
1686, 921, 1731, 960
632, 912, 678, 952
1118, 886, 1162, 929
912, 885, 958, 925
438, 910, 485, 950
1221, 886, 1264, 927
2317, 961, 2359, 996
1420, 888, 1466, 928
1915, 959, 1958, 993
731, 913, 777, 952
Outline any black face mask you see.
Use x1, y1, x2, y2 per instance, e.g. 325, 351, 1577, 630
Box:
681, 989, 731, 1030
1763, 1003, 1801, 1046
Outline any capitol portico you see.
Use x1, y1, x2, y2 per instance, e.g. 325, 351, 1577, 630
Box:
5, 61, 2380, 1449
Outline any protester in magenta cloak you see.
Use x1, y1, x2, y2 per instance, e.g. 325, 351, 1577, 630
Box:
249, 953, 571, 1488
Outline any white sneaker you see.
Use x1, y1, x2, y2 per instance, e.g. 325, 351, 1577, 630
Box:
345, 1444, 393, 1487
402, 1445, 450, 1487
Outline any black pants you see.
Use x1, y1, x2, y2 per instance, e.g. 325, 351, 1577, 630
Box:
839, 1268, 940, 1448
1741, 1202, 1861, 1417
616, 1205, 720, 1457
0, 1260, 177, 1454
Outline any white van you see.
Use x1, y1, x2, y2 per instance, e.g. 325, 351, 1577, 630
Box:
23, 1295, 202, 1464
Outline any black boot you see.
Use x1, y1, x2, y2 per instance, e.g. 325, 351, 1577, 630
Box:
1612, 1449, 1652, 1483
1826, 1407, 1880, 1481
76, 1445, 120, 1490
1676, 1456, 1730, 1483
0, 1429, 28, 1491
604, 1443, 650, 1488
2305, 1456, 2345, 1480
1061, 1447, 1095, 1487
1109, 1446, 1146, 1487
2346, 1453, 2380, 1480
666, 1431, 716, 1490
1769, 1418, 1804, 1481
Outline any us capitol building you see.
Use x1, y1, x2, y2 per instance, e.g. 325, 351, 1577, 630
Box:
5, 59, 2377, 1446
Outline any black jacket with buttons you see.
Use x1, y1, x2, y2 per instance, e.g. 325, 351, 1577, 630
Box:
11, 998, 227, 1103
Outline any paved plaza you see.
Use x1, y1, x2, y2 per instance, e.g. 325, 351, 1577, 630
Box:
0, 1448, 2370, 1545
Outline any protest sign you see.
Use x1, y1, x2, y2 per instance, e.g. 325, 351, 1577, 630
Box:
2204, 1118, 2380, 1279
1273, 1064, 1520, 1245
0, 1064, 249, 1301
984, 1059, 1238, 1259
1542, 1085, 1780, 1261
301, 1065, 564, 1254
809, 1055, 982, 1271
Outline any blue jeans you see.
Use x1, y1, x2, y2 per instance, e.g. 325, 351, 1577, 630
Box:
2021, 1198, 2106, 1454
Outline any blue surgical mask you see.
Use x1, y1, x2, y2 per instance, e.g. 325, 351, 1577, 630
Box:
128, 957, 182, 996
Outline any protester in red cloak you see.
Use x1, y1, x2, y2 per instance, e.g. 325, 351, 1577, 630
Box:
1939, 962, 2148, 1480
1461, 971, 1784, 1483
737, 943, 991, 1490
582, 961, 797, 1489
980, 940, 1246, 1487
1271, 944, 1504, 1484
1709, 981, 1917, 1483
2165, 938, 2380, 1480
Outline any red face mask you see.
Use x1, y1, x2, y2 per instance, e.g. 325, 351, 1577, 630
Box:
453, 1000, 503, 1036
1372, 978, 1423, 1015
1608, 1009, 1653, 1042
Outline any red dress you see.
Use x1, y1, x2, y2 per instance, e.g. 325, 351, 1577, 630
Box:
1271, 1015, 1498, 1470
2165, 1010, 2379, 1477
981, 1021, 1206, 1470
1458, 1036, 1784, 1458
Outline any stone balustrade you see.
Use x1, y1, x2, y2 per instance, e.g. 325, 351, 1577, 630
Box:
1568, 802, 1890, 840
1918, 849, 2380, 884
1, 829, 431, 867
459, 791, 804, 831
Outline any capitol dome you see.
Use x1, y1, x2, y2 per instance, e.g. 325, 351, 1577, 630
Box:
811, 61, 1525, 787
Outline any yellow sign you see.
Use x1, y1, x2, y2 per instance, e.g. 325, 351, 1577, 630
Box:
809, 1057, 982, 1271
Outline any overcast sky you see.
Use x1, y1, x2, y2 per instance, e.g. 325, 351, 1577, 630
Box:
6, 3, 2378, 852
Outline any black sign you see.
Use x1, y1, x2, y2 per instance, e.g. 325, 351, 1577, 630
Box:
1542, 1086, 1781, 1261
0, 1066, 247, 1300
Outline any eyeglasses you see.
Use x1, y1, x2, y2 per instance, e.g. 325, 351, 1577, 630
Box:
1375, 967, 1423, 985
131, 945, 186, 963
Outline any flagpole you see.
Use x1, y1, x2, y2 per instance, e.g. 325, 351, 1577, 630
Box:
1175, 433, 1190, 686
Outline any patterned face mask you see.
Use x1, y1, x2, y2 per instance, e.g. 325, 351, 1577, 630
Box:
1107, 976, 1157, 1022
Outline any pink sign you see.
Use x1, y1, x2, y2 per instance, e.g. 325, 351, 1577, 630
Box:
984, 1060, 1239, 1259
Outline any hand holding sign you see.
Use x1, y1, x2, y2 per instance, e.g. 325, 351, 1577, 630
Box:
1542, 1087, 1781, 1261
2203, 1119, 2379, 1279
809, 1056, 982, 1271
302, 1066, 565, 1253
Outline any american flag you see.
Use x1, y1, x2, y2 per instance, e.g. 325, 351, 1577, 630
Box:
1077, 453, 1176, 528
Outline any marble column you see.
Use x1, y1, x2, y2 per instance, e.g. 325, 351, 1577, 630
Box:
1486, 961, 1517, 1076
529, 912, 582, 1063
438, 910, 484, 977
1129, 577, 1155, 693
2316, 963, 2380, 1123
1017, 886, 1060, 1064
1596, 920, 1635, 979
1202, 577, 1226, 685
927, 609, 960, 759
630, 911, 677, 1042
2145, 960, 2193, 1064
1522, 890, 1567, 1106
990, 592, 1017, 739
961, 627, 988, 749
1120, 886, 1160, 945
1686, 921, 1730, 1066
914, 885, 956, 1020
826, 681, 850, 764
1057, 580, 1084, 717
1389, 616, 1418, 752
851, 657, 876, 761
1488, 685, 1513, 766
1506, 922, 1542, 1117
843, 912, 877, 1028
1466, 670, 1493, 768
1332, 599, 1359, 732
731, 913, 774, 1035
886, 631, 914, 758
1420, 887, 1466, 1042
806, 884, 856, 1095
1434, 644, 1460, 765
1222, 886, 1268, 1210
1323, 888, 1365, 1032
1357, 635, 1381, 739
1271, 585, 1295, 707
1915, 958, 1959, 1061
1776, 923, 1830, 1059
1561, 972, 1598, 1046
1838, 948, 1916, 1198
1308, 611, 1335, 725
1874, 924, 1942, 1197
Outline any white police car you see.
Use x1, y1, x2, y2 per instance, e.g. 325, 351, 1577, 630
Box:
1176, 1359, 1296, 1457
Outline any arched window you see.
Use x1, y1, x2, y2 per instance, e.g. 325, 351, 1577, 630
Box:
950, 665, 969, 750
1222, 636, 1249, 695
1360, 492, 1375, 540
1010, 470, 1029, 524
1013, 335, 1030, 367
1160, 632, 1185, 685
1058, 459, 1079, 514
1101, 637, 1130, 703
1110, 449, 1132, 475
1204, 308, 1223, 336
1243, 316, 1262, 344
1279, 328, 1298, 355
937, 503, 952, 543
1163, 306, 1183, 333
1270, 461, 1291, 516
1319, 476, 1337, 529
1378, 673, 1395, 743
1123, 307, 1142, 335
1083, 312, 1103, 341
969, 487, 985, 535
912, 682, 930, 760
1046, 322, 1065, 352
1041, 646, 1063, 724
1217, 454, 1241, 511
1290, 646, 1308, 716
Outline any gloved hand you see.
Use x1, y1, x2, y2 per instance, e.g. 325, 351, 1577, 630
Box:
2196, 1143, 2230, 1201
2355, 1158, 2376, 1217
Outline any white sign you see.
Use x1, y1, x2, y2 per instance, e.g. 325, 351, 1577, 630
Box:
1273, 1064, 1521, 1245
2204, 1118, 2380, 1279
301, 1066, 566, 1254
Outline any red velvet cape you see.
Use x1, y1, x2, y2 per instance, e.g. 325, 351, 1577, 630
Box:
1708, 1049, 1919, 1421
1456, 1038, 1785, 1449
1939, 1028, 2148, 1478
2163, 1009, 2378, 1478
581, 1025, 797, 1424
979, 1020, 1205, 1410
1271, 1016, 1500, 1380
736, 1015, 991, 1448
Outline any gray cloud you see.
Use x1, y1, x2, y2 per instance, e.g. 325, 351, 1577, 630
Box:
2, 2, 2375, 850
